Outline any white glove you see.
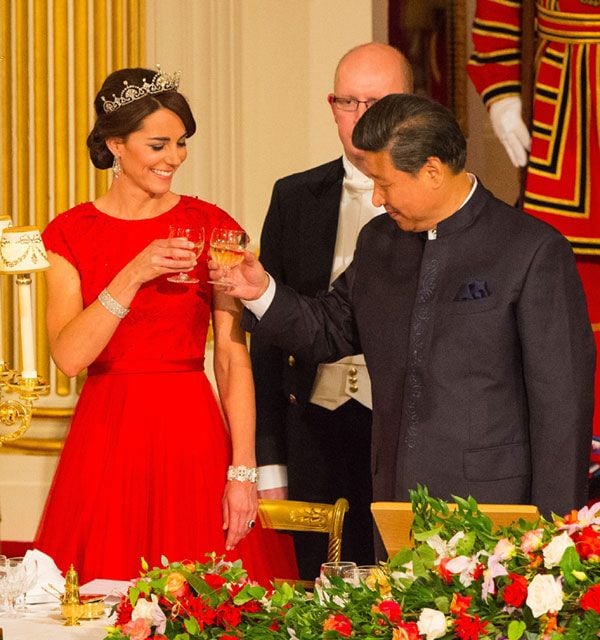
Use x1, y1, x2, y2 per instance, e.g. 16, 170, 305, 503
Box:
488, 96, 531, 167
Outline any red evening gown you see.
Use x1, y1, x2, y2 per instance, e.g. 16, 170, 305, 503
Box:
35, 195, 298, 584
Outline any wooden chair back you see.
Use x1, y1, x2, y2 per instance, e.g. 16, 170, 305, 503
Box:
371, 501, 540, 558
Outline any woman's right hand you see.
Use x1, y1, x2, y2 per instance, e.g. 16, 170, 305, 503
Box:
127, 236, 197, 285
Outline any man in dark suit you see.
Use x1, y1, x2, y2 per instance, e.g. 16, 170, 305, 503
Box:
251, 43, 413, 578
213, 94, 596, 535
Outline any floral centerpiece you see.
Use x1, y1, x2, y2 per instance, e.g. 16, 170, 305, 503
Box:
103, 553, 287, 639
104, 486, 600, 640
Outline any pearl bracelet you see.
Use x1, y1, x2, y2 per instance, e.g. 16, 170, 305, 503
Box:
98, 288, 130, 319
227, 465, 258, 483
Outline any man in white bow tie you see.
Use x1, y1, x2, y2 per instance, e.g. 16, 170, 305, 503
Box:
250, 42, 413, 578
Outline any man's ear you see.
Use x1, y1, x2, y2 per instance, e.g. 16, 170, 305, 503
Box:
421, 156, 445, 188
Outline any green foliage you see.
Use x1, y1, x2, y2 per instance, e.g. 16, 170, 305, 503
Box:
104, 488, 600, 640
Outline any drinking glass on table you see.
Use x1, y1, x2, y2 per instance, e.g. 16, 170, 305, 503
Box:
207, 228, 249, 285
167, 225, 205, 284
354, 564, 389, 590
0, 557, 27, 618
9, 555, 38, 612
318, 561, 357, 587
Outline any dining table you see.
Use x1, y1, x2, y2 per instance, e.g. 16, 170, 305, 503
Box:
0, 601, 113, 639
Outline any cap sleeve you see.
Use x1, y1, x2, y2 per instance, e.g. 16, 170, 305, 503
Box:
42, 211, 79, 269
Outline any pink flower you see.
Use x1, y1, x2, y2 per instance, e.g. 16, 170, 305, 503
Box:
520, 528, 544, 554
121, 618, 152, 640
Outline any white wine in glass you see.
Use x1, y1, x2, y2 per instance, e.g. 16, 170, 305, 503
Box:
208, 228, 249, 285
167, 225, 205, 284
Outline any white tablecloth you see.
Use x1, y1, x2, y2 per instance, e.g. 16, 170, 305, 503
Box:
0, 603, 113, 640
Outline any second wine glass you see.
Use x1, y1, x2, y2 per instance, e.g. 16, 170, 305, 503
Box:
207, 228, 249, 285
167, 225, 205, 284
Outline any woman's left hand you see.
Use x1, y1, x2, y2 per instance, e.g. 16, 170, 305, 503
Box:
222, 480, 258, 550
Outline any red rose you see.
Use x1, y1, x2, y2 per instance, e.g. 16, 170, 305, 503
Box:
572, 526, 600, 561
502, 573, 528, 608
323, 613, 353, 637
372, 599, 402, 624
581, 583, 600, 614
204, 572, 228, 590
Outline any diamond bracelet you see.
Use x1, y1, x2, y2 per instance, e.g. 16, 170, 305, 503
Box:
98, 288, 130, 319
227, 465, 258, 483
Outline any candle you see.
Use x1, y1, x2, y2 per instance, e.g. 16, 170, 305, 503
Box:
17, 276, 37, 379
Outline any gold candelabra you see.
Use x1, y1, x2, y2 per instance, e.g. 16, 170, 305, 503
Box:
0, 220, 50, 445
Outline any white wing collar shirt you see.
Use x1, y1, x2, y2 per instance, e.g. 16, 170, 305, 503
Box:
309, 155, 384, 411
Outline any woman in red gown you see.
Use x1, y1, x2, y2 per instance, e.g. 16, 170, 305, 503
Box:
35, 67, 297, 585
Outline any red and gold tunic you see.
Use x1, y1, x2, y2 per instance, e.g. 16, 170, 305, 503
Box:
468, 0, 600, 472
468, 0, 600, 251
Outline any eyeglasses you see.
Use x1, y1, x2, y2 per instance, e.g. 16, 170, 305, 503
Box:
329, 95, 378, 112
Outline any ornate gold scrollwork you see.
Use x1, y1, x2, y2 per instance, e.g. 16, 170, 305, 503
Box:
0, 374, 50, 445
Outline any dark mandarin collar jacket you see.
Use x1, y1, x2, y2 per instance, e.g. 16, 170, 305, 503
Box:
244, 181, 596, 517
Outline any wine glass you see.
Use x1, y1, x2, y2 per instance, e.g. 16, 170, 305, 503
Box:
355, 564, 389, 590
9, 555, 38, 612
167, 224, 205, 284
318, 561, 357, 587
0, 557, 27, 618
207, 228, 249, 285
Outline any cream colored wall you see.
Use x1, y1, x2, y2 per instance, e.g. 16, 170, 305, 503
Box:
145, 0, 377, 243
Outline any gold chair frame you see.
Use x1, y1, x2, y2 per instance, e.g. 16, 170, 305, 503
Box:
258, 497, 350, 585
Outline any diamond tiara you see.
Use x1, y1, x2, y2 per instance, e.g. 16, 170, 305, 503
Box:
101, 65, 181, 114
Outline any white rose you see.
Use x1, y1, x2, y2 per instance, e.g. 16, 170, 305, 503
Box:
417, 608, 447, 640
526, 574, 564, 618
543, 531, 574, 568
131, 598, 155, 625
